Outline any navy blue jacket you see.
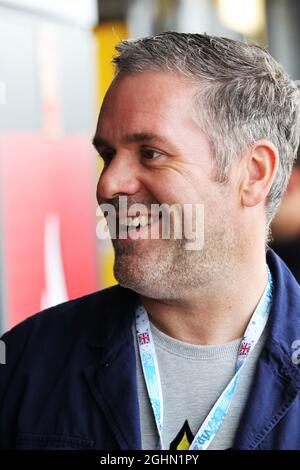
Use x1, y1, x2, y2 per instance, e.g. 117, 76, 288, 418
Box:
0, 249, 300, 450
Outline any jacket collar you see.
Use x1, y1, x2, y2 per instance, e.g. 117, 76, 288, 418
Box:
233, 248, 300, 449
266, 248, 300, 354
83, 285, 141, 450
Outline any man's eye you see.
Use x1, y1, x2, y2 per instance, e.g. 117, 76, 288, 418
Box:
141, 149, 162, 160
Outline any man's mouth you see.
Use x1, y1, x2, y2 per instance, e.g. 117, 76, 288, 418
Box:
119, 215, 154, 230
116, 214, 162, 238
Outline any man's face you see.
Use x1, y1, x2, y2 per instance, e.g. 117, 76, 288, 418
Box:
95, 71, 241, 300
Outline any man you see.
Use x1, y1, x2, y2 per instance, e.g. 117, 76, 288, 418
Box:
1, 32, 300, 450
271, 149, 300, 282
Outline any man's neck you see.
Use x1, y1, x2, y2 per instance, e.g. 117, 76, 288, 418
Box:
140, 260, 269, 345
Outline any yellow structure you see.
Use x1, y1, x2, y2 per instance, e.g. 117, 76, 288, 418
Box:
94, 21, 127, 105
94, 21, 127, 288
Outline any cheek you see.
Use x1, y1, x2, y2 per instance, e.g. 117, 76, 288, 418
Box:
145, 168, 204, 205
152, 182, 188, 204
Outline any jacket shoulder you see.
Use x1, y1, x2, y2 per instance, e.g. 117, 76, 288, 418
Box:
0, 285, 136, 372
0, 285, 138, 449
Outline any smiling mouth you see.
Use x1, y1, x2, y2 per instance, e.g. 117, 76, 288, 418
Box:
117, 214, 162, 238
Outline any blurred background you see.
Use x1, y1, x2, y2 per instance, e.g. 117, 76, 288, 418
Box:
1, 0, 300, 332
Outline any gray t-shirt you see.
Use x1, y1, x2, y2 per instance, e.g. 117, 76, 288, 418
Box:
133, 320, 267, 450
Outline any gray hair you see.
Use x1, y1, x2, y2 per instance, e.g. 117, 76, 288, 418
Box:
113, 32, 300, 224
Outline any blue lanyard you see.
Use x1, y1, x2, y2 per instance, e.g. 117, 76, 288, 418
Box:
135, 268, 273, 450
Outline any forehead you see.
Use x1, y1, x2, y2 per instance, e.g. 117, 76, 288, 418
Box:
98, 71, 199, 137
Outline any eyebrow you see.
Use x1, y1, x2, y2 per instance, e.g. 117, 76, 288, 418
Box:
92, 132, 171, 152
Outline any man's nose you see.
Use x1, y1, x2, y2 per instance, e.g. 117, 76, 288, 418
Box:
97, 156, 142, 202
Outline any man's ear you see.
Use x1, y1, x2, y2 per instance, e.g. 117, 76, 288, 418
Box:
239, 140, 279, 208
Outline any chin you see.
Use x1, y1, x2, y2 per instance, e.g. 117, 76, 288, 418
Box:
114, 269, 151, 295
114, 267, 178, 300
